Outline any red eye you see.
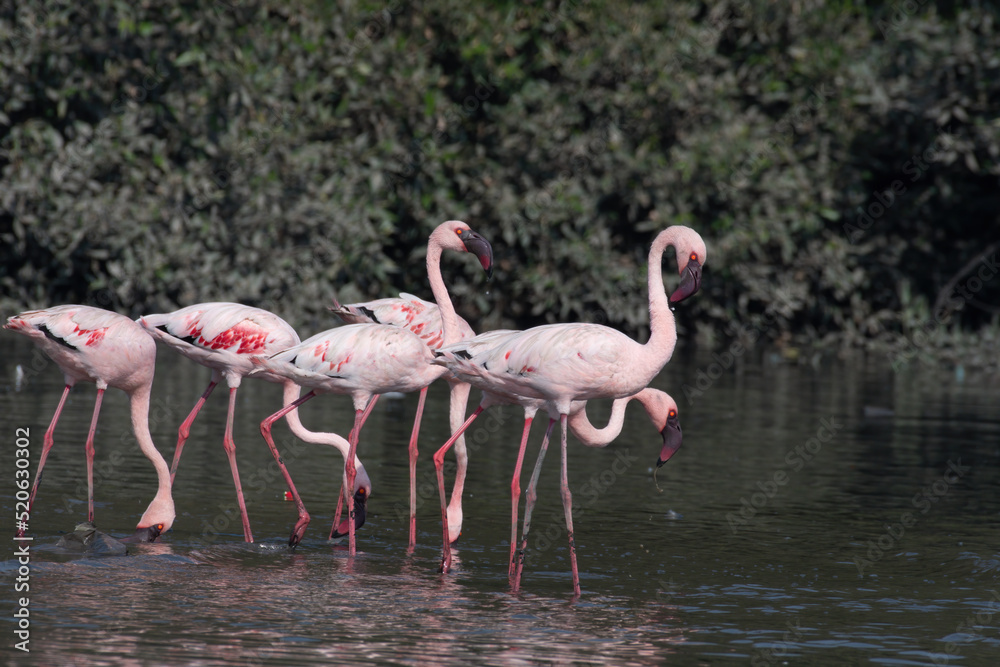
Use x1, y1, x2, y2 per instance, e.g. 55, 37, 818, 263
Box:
156, 524, 164, 531
689, 253, 697, 262
669, 409, 677, 418
455, 228, 464, 235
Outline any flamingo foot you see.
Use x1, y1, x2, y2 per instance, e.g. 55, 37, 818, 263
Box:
288, 514, 311, 548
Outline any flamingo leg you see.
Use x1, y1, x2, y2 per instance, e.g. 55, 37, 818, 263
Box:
329, 395, 379, 541
407, 386, 428, 549
84, 387, 106, 524
260, 391, 317, 547
344, 407, 369, 556
221, 387, 254, 543
445, 381, 472, 546
513, 418, 556, 593
558, 412, 581, 597
508, 414, 534, 581
171, 379, 218, 484
433, 405, 483, 573
17, 384, 72, 537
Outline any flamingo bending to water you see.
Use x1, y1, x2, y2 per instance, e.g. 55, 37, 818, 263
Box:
5, 306, 174, 541
431, 327, 682, 580
251, 221, 493, 554
433, 225, 705, 594
331, 293, 476, 547
138, 303, 369, 545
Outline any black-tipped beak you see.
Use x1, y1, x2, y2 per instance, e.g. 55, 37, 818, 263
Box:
669, 259, 701, 305
458, 229, 494, 280
331, 489, 368, 538
122, 523, 164, 543
656, 416, 683, 468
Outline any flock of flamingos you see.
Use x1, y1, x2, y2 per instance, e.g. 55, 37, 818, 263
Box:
5, 220, 706, 596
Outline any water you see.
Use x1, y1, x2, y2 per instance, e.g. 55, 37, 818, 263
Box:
2, 335, 999, 665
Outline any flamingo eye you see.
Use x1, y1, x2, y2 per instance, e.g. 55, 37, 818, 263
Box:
155, 524, 164, 531
689, 253, 698, 262
455, 228, 464, 236
669, 409, 677, 419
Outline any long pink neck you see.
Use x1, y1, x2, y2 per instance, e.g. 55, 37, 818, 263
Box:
644, 227, 681, 364
426, 240, 459, 346
129, 384, 174, 517
280, 381, 355, 462
567, 396, 635, 447
567, 388, 660, 447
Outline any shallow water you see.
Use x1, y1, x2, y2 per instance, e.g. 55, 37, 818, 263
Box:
2, 334, 999, 666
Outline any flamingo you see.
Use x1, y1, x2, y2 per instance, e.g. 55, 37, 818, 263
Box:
138, 302, 367, 545
330, 293, 476, 548
5, 305, 175, 542
432, 225, 705, 594
431, 327, 683, 579
250, 220, 493, 554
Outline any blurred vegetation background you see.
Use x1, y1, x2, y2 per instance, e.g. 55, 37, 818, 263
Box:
2, 0, 998, 366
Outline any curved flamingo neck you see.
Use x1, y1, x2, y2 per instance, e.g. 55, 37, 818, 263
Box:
280, 381, 356, 461
128, 383, 174, 518
567, 396, 635, 447
644, 227, 681, 360
426, 237, 459, 346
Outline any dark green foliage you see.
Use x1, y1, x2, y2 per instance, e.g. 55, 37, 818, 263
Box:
2, 0, 998, 360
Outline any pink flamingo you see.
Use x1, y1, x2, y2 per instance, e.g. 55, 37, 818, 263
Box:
431, 327, 682, 579
330, 293, 477, 547
138, 302, 365, 545
510, 389, 681, 593
5, 305, 175, 542
433, 225, 705, 594
251, 220, 493, 554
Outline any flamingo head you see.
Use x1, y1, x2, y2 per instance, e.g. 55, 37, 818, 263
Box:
433, 220, 494, 280
331, 464, 373, 538
637, 389, 682, 467
124, 495, 175, 543
669, 228, 707, 305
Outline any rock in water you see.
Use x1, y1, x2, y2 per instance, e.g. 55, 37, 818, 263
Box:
56, 521, 129, 556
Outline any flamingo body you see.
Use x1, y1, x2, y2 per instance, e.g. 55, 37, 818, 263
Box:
5, 305, 175, 541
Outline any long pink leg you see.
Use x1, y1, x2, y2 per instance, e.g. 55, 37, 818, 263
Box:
508, 414, 534, 581
260, 391, 317, 547
171, 379, 218, 484
407, 387, 428, 549
433, 405, 483, 573
558, 413, 581, 597
84, 387, 106, 523
344, 406, 372, 556
513, 418, 556, 593
330, 395, 380, 540
17, 384, 72, 536
221, 387, 253, 543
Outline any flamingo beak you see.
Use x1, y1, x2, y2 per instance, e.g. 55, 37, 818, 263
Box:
331, 488, 368, 538
458, 229, 494, 280
656, 416, 683, 468
122, 523, 164, 543
669, 259, 701, 304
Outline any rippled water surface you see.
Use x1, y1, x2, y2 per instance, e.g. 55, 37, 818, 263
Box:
2, 335, 999, 666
